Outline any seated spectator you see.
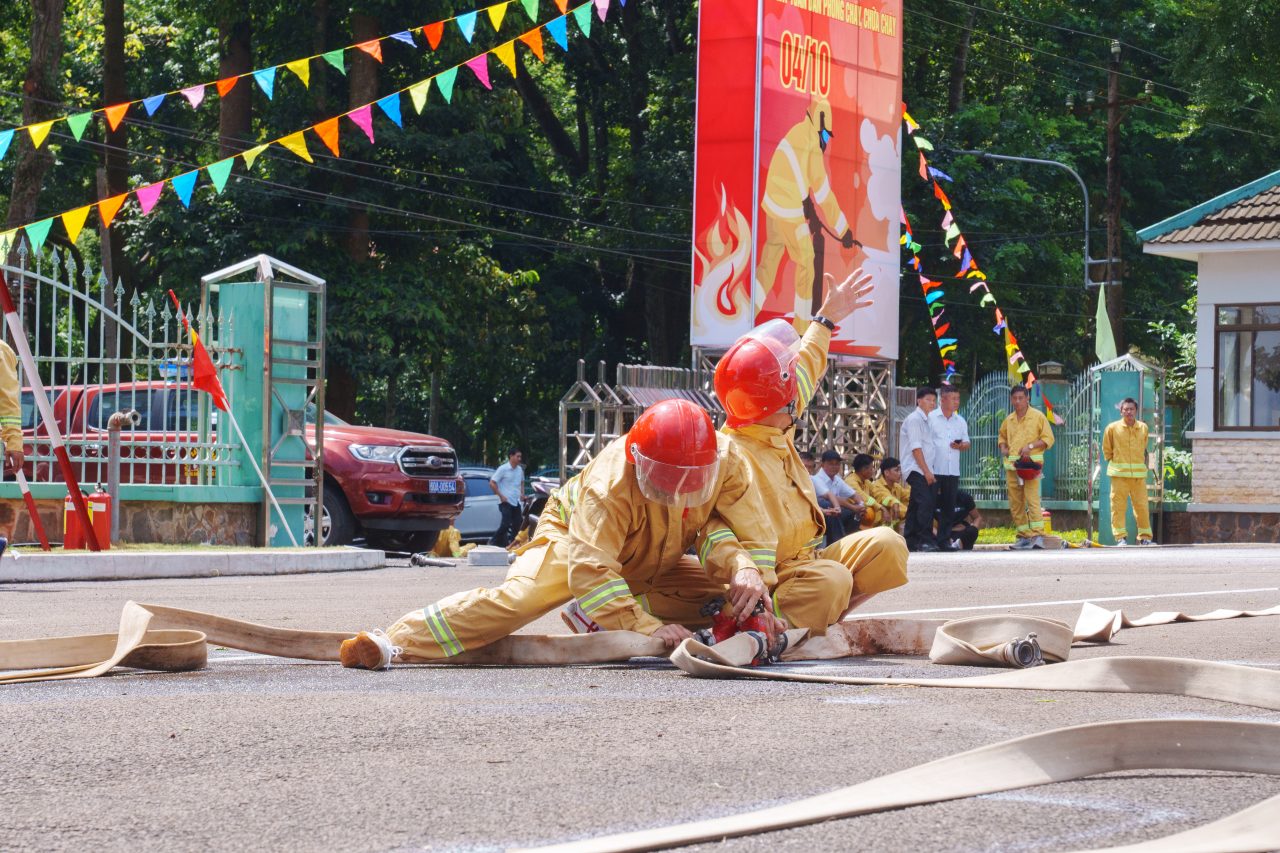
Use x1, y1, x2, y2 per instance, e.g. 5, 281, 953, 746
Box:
843, 453, 882, 528
870, 457, 911, 531
936, 489, 983, 551
801, 450, 845, 542
813, 449, 864, 546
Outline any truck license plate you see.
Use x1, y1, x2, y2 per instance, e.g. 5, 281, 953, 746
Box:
428, 480, 457, 494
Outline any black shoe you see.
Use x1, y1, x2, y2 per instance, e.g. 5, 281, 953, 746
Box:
936, 541, 959, 552
916, 541, 940, 553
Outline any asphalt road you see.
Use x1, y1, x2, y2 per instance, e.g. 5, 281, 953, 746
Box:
2, 545, 1279, 852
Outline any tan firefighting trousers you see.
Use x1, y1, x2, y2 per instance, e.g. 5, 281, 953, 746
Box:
1110, 476, 1152, 540
386, 539, 731, 662
1004, 471, 1044, 538
774, 527, 908, 633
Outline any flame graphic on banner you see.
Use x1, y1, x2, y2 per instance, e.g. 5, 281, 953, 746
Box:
693, 184, 751, 337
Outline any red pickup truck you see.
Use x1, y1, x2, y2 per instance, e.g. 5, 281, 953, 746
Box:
20, 382, 464, 551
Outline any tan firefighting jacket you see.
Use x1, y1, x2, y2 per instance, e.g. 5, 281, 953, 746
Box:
1103, 419, 1149, 479
762, 113, 849, 238
870, 476, 909, 511
699, 324, 832, 585
539, 433, 759, 635
843, 471, 879, 508
998, 407, 1055, 471
0, 341, 22, 453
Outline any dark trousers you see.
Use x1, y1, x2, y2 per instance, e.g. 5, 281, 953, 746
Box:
817, 498, 856, 546
951, 523, 980, 550
903, 471, 938, 551
492, 502, 523, 547
935, 475, 960, 548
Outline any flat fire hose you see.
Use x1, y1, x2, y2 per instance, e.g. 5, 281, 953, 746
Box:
514, 719, 1280, 853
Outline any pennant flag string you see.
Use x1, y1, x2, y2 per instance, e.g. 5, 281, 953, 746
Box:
904, 102, 1063, 421
3, 2, 605, 255
0, 0, 574, 157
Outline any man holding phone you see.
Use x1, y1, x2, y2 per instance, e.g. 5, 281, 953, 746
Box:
928, 384, 970, 551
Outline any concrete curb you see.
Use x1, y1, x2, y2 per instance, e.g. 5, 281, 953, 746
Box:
0, 547, 386, 583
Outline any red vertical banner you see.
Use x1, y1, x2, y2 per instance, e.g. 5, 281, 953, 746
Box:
690, 0, 760, 348
693, 0, 902, 358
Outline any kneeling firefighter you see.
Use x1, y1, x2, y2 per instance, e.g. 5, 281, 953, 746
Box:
341, 399, 778, 670
700, 268, 909, 636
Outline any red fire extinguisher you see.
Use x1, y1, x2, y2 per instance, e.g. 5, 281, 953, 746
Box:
63, 491, 85, 550
88, 485, 111, 551
63, 487, 112, 550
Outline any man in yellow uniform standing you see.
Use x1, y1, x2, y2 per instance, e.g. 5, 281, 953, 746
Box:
1103, 397, 1154, 546
703, 268, 908, 632
998, 385, 1055, 550
339, 399, 774, 669
754, 94, 859, 332
0, 340, 24, 552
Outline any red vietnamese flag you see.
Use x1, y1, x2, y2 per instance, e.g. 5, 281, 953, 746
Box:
168, 290, 229, 411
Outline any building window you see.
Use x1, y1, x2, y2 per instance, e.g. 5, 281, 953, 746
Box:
1216, 304, 1280, 430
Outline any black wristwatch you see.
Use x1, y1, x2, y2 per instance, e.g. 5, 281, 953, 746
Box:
812, 314, 836, 331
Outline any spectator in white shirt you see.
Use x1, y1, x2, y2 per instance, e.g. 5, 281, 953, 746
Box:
815, 449, 865, 545
488, 448, 525, 547
928, 385, 971, 551
898, 385, 939, 552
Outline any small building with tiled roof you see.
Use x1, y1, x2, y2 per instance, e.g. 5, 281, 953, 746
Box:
1140, 171, 1280, 542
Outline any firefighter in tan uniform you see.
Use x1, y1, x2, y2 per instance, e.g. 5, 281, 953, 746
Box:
339, 400, 776, 669
869, 457, 910, 531
755, 93, 858, 332
702, 269, 908, 635
1103, 397, 1154, 545
998, 385, 1055, 549
843, 453, 882, 528
0, 341, 23, 470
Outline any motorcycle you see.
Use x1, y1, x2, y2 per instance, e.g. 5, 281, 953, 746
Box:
521, 476, 559, 539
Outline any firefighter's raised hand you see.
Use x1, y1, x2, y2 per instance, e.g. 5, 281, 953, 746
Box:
818, 268, 874, 326
652, 623, 694, 649
3, 450, 23, 475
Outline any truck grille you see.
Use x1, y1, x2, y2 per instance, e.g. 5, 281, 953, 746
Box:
399, 447, 458, 478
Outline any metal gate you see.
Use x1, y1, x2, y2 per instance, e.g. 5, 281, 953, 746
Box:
2, 241, 240, 489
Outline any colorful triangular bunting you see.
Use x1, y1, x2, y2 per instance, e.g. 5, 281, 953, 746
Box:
286, 59, 311, 88
171, 171, 199, 208
61, 206, 91, 244
436, 67, 458, 103
181, 85, 206, 108
554, 0, 568, 11
0, 129, 12, 161
355, 39, 383, 63
519, 28, 545, 61
322, 50, 346, 74
24, 218, 55, 254
376, 93, 402, 127
547, 16, 568, 51
27, 121, 54, 149
465, 55, 492, 90
408, 79, 431, 113
493, 41, 517, 76
97, 193, 127, 228
422, 21, 445, 50
390, 30, 416, 46
348, 105, 375, 143
594, 0, 610, 20
136, 182, 165, 216
456, 11, 478, 42
488, 2, 509, 31
313, 118, 340, 156
278, 132, 312, 163
572, 3, 592, 35
241, 144, 268, 169
216, 77, 238, 97
253, 67, 277, 99
142, 93, 166, 115
206, 158, 234, 193
520, 0, 538, 19
67, 112, 93, 142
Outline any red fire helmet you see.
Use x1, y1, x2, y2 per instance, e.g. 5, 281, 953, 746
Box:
625, 399, 721, 506
713, 320, 802, 427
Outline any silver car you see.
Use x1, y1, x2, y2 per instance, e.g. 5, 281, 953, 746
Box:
456, 467, 504, 542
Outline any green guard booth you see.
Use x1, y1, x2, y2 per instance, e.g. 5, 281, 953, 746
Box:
201, 256, 326, 547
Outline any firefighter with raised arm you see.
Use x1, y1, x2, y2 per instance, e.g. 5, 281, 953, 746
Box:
755, 93, 859, 333
339, 399, 779, 669
698, 269, 909, 638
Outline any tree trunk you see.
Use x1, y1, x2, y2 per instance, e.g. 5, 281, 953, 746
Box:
326, 361, 357, 421
343, 12, 379, 262
4, 0, 67, 266
217, 2, 253, 157
429, 365, 440, 437
947, 8, 977, 115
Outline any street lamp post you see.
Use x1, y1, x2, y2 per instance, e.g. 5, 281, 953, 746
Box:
953, 149, 1107, 292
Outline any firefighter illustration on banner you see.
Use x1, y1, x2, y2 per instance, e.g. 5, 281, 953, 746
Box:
755, 92, 861, 334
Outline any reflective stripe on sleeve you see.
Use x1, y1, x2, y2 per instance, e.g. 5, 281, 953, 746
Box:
748, 548, 777, 570
698, 527, 738, 563
423, 603, 464, 657
579, 578, 633, 615
796, 365, 815, 405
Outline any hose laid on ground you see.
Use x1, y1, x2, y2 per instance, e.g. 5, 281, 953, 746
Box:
514, 719, 1280, 853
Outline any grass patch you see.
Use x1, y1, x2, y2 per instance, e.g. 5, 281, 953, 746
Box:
977, 526, 1089, 545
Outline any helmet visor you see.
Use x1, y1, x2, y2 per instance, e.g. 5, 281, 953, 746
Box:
630, 446, 722, 507
743, 319, 802, 379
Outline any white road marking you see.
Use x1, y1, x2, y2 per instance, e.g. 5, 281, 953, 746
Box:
858, 587, 1279, 617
